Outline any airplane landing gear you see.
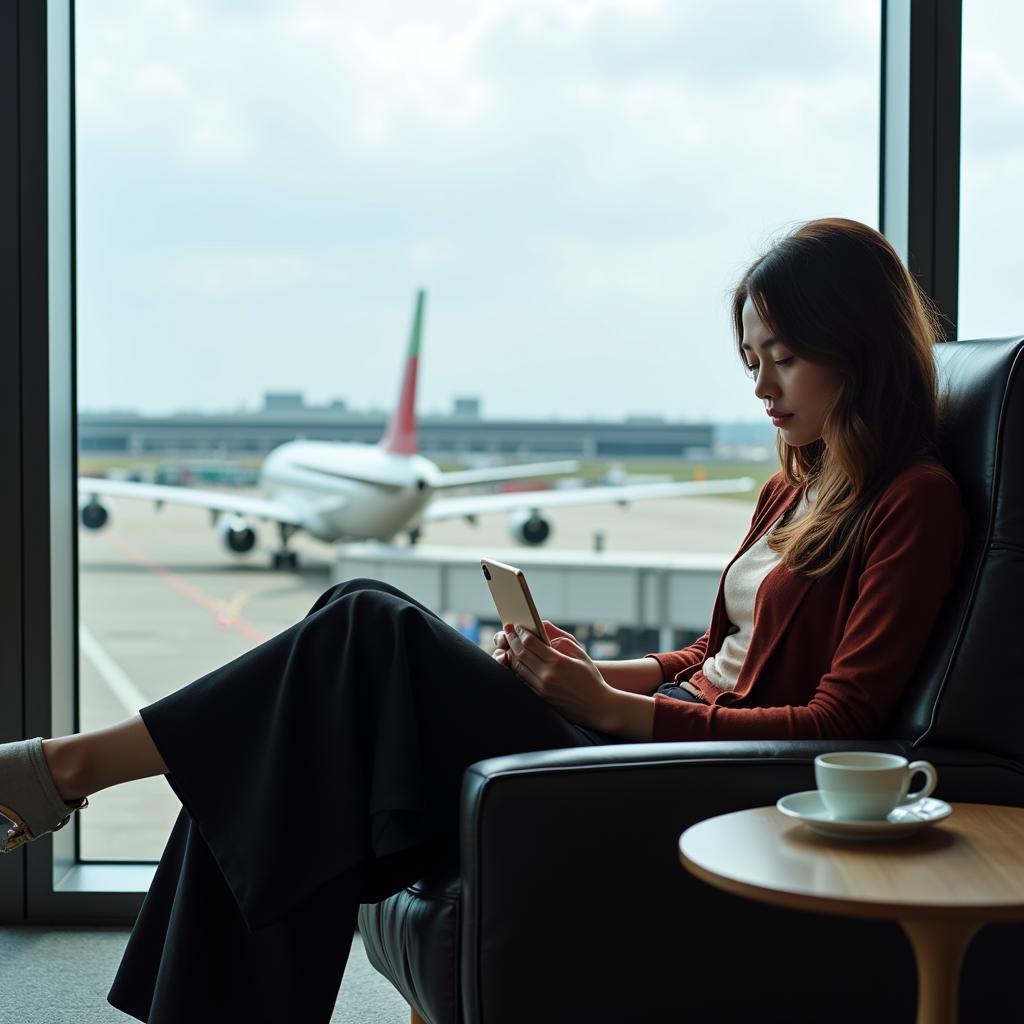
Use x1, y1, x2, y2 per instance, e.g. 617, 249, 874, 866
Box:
271, 550, 299, 571
408, 526, 422, 546
271, 523, 300, 571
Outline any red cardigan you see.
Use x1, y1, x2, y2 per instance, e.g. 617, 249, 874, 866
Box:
647, 457, 969, 742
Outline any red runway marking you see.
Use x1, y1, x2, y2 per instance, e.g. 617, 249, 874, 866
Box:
103, 531, 270, 645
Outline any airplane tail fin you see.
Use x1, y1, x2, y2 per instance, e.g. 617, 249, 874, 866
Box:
380, 289, 425, 456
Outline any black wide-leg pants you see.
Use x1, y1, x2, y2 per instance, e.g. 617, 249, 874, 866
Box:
107, 578, 626, 1023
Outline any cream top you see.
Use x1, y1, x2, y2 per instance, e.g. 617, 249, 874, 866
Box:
683, 483, 818, 697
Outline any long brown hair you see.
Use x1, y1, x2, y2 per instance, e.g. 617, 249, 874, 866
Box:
732, 217, 945, 578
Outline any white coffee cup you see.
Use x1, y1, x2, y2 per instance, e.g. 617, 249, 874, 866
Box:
814, 752, 938, 821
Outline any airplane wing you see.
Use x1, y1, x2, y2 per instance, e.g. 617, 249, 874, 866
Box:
422, 476, 757, 521
433, 460, 580, 490
77, 477, 310, 527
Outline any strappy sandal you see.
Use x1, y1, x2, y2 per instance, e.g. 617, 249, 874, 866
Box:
0, 737, 88, 852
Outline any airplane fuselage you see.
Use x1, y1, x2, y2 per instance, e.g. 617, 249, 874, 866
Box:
260, 440, 440, 542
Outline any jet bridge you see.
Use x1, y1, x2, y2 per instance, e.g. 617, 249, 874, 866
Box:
331, 543, 727, 648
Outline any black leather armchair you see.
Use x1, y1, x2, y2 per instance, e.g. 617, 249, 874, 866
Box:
359, 336, 1024, 1024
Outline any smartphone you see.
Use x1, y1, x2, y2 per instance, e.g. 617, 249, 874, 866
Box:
480, 558, 550, 646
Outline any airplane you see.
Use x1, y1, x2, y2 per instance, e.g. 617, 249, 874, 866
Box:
77, 290, 756, 570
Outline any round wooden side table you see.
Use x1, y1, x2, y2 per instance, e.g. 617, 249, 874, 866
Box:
678, 803, 1024, 1024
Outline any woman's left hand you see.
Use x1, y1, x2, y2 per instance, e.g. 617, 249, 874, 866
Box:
497, 621, 621, 732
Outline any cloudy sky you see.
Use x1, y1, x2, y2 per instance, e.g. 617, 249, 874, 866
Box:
73, 1, 1020, 423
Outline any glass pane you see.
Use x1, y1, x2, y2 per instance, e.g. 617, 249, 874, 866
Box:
75, 0, 880, 861
959, 0, 1024, 339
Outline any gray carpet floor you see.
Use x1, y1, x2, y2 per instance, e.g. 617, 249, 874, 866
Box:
0, 925, 410, 1022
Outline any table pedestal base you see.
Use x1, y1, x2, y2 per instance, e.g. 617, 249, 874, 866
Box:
900, 918, 981, 1024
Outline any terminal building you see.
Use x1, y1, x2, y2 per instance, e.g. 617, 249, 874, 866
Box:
78, 392, 719, 461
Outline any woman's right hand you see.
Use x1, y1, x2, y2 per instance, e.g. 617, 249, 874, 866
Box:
492, 629, 510, 663
492, 620, 579, 665
492, 623, 662, 695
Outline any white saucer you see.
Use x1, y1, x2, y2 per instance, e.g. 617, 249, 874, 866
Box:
776, 790, 953, 841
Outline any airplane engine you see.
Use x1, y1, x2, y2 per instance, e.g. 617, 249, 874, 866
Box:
216, 513, 258, 554
79, 497, 110, 530
508, 510, 551, 546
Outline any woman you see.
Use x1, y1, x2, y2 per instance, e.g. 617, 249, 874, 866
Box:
0, 218, 968, 1022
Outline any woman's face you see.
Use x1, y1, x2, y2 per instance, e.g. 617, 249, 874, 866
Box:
741, 295, 842, 448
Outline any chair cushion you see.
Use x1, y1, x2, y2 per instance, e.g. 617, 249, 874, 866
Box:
358, 868, 462, 1024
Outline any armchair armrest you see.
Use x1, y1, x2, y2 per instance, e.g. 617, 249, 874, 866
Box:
459, 739, 906, 883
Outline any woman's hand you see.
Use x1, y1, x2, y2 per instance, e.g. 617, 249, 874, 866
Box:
492, 620, 622, 733
491, 620, 578, 666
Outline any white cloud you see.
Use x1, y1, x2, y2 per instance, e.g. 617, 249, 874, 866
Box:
165, 248, 352, 292
75, 7, 253, 159
407, 239, 459, 270
286, 3, 496, 142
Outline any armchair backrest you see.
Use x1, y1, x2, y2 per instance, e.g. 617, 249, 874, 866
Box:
891, 335, 1024, 757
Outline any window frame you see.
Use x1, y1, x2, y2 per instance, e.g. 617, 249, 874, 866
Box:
0, 0, 27, 928
5, 0, 153, 925
880, 0, 962, 337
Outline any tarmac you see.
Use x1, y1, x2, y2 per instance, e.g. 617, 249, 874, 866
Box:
76, 488, 757, 861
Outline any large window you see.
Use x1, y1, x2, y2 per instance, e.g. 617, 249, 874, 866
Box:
958, 0, 1024, 340
72, 0, 880, 864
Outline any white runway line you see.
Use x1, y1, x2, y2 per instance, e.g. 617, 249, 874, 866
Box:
79, 623, 151, 715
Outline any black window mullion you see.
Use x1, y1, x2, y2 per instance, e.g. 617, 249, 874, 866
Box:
0, 0, 27, 927
880, 0, 962, 338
